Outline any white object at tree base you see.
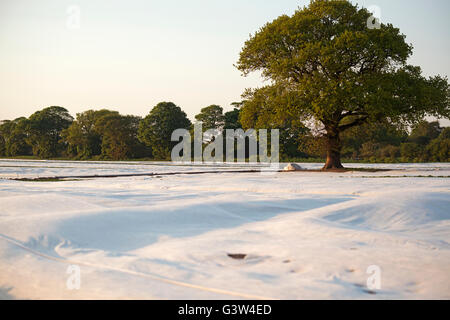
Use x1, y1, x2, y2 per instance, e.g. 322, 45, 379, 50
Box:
283, 163, 303, 171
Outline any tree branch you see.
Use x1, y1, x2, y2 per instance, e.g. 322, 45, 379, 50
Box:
338, 115, 369, 131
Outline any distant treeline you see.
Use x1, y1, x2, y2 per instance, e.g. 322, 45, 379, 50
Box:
0, 102, 449, 162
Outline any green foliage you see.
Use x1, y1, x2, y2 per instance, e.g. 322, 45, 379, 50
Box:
0, 118, 32, 156
440, 127, 450, 140
96, 113, 149, 160
138, 102, 192, 160
62, 109, 118, 159
8, 118, 32, 156
340, 120, 407, 158
25, 106, 73, 158
424, 139, 449, 162
224, 108, 242, 130
408, 121, 442, 145
239, 86, 309, 158
378, 145, 400, 160
400, 142, 422, 161
0, 122, 5, 156
297, 133, 327, 158
236, 0, 449, 168
61, 109, 151, 160
422, 128, 450, 162
339, 120, 448, 162
195, 105, 225, 131
1, 111, 448, 163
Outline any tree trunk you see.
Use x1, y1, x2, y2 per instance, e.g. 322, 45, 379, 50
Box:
323, 130, 344, 170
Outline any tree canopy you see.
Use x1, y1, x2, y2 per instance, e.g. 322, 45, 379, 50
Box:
195, 105, 225, 131
96, 113, 148, 160
62, 109, 119, 159
24, 106, 73, 158
0, 118, 31, 157
224, 108, 242, 130
138, 102, 192, 160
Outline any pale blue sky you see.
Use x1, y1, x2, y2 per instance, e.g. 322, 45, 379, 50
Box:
0, 0, 449, 123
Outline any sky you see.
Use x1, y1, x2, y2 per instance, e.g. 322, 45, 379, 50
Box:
0, 0, 449, 124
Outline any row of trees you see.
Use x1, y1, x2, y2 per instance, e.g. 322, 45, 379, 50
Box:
0, 103, 242, 161
0, 103, 448, 162
309, 120, 450, 162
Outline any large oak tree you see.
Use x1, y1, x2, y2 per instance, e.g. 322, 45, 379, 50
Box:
236, 0, 449, 169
